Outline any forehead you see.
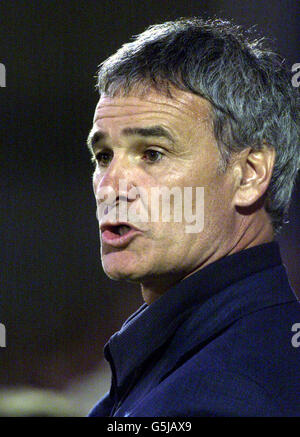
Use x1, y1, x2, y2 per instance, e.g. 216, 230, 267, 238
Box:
92, 87, 213, 137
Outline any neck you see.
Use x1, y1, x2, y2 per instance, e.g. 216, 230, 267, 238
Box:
140, 210, 274, 306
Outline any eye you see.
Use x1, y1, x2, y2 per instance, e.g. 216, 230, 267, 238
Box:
94, 150, 113, 167
142, 149, 164, 163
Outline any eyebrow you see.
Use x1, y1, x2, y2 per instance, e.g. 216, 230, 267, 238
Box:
87, 125, 176, 152
86, 130, 107, 152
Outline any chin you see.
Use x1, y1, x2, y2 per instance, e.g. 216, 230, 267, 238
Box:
101, 251, 147, 281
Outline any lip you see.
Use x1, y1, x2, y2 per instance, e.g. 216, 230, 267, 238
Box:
100, 222, 143, 248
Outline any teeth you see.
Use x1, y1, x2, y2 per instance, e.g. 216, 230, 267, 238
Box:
119, 225, 130, 236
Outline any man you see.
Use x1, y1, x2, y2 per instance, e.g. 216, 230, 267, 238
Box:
87, 18, 300, 416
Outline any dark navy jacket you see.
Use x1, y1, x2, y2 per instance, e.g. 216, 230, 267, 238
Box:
89, 242, 300, 417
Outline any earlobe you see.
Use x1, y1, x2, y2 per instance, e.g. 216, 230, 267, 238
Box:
233, 146, 276, 209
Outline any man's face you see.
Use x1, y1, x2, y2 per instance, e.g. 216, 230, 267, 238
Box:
90, 87, 237, 292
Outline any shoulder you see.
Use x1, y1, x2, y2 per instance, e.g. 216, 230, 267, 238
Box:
126, 300, 300, 417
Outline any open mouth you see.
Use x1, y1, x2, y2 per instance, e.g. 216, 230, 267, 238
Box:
105, 224, 132, 236
100, 222, 142, 247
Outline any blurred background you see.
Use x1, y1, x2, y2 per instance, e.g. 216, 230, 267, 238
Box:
1, 0, 299, 416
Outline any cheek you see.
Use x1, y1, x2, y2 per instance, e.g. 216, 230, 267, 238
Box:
93, 168, 103, 196
151, 221, 187, 247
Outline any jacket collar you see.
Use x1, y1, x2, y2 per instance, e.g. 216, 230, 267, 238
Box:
104, 242, 295, 393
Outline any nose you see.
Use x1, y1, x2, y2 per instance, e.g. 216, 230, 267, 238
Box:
93, 153, 136, 208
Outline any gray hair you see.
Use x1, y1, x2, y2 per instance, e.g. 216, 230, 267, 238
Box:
96, 17, 300, 234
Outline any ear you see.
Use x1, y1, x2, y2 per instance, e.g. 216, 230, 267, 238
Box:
232, 146, 276, 208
